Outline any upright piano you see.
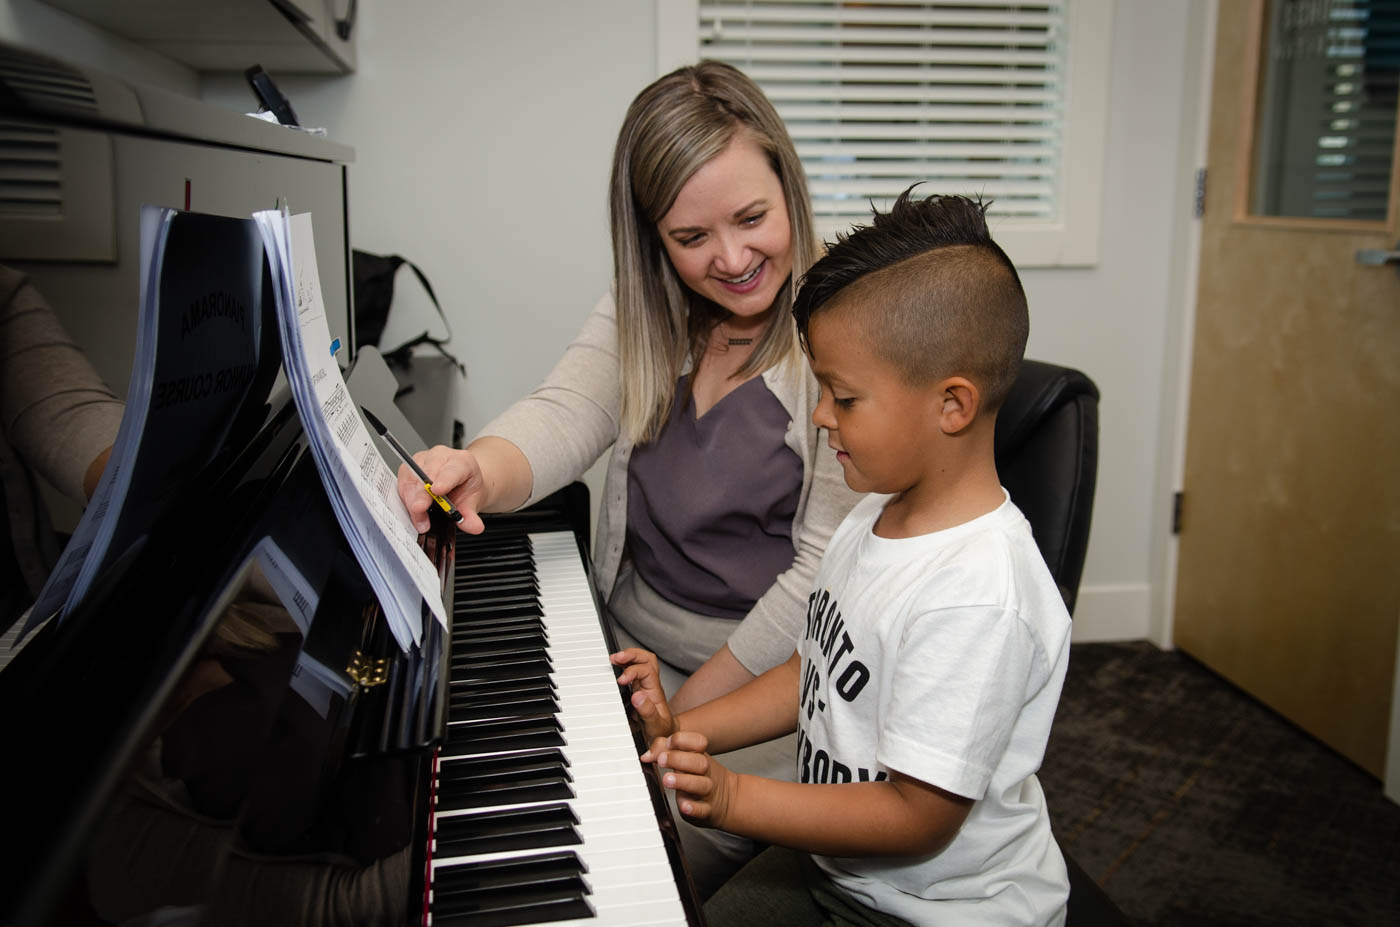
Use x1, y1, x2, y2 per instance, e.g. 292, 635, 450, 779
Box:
0, 350, 703, 926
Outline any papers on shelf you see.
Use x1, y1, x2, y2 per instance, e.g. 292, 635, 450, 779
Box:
253, 208, 446, 652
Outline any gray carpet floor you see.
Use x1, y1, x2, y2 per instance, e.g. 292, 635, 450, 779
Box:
1040, 641, 1400, 926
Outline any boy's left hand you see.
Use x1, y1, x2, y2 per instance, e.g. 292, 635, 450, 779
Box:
654, 730, 736, 829
610, 647, 677, 749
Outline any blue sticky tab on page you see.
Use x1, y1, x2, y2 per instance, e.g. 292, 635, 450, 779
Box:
330, 337, 341, 356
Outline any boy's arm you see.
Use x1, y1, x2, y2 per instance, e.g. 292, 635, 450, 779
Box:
613, 650, 802, 755
657, 735, 973, 857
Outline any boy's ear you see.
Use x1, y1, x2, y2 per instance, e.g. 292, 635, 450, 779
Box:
937, 376, 980, 435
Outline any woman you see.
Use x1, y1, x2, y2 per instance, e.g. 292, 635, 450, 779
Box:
397, 61, 861, 893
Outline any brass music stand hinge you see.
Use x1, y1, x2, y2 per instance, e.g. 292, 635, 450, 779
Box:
347, 650, 389, 688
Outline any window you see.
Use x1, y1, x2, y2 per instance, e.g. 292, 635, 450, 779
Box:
1248, 0, 1398, 225
657, 0, 1114, 266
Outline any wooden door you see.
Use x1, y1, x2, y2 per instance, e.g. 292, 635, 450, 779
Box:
1175, 0, 1400, 777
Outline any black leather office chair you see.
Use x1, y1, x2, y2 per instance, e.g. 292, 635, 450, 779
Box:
993, 359, 1100, 615
993, 360, 1127, 926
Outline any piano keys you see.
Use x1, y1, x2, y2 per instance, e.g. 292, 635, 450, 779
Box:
428, 527, 699, 926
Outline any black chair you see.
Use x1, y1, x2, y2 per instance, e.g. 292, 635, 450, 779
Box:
993, 359, 1100, 616
993, 360, 1128, 926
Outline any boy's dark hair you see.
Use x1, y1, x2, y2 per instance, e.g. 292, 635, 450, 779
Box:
793, 187, 1029, 412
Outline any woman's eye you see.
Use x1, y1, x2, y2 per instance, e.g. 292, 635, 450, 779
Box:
740, 212, 765, 227
678, 233, 704, 247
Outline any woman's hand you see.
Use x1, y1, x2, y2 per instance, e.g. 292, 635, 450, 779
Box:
611, 647, 678, 751
395, 445, 488, 534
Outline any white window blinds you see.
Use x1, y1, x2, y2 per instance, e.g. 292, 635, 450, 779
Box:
660, 0, 1113, 266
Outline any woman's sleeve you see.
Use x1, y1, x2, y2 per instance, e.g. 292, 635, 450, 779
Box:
0, 268, 125, 505
726, 395, 863, 675
474, 293, 623, 507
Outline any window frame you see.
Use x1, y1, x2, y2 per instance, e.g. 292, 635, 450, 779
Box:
655, 0, 1115, 267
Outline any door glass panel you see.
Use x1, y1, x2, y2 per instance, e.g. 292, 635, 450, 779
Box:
1250, 0, 1399, 221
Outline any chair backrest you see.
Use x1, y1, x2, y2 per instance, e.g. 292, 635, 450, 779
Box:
993, 359, 1100, 615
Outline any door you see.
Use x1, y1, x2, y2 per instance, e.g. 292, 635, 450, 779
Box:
1175, 0, 1400, 777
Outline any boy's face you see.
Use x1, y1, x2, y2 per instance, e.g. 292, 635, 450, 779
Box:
806, 307, 942, 496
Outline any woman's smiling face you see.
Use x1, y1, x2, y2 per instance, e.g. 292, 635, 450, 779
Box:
657, 133, 794, 320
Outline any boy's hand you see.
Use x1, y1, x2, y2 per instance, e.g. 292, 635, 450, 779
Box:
610, 647, 677, 750
654, 730, 736, 829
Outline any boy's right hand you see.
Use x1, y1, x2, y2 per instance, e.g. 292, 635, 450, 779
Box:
394, 445, 487, 535
610, 647, 677, 751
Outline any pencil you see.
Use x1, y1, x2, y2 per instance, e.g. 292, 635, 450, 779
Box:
361, 406, 463, 524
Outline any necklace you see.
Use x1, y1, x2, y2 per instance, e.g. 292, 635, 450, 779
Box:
727, 336, 754, 346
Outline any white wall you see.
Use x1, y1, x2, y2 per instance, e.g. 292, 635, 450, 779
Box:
10, 0, 1206, 644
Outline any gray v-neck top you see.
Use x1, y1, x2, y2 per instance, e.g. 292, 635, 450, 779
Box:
626, 375, 803, 620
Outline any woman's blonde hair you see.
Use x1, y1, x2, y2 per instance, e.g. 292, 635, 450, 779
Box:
609, 60, 819, 444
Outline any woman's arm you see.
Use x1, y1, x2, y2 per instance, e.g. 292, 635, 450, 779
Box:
669, 644, 755, 714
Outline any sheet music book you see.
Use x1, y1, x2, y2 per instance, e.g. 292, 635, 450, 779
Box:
27, 207, 274, 632
254, 208, 447, 652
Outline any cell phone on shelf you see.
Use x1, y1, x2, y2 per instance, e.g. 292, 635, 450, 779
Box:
244, 65, 299, 127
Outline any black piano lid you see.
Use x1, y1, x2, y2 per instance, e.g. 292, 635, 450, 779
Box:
0, 352, 454, 926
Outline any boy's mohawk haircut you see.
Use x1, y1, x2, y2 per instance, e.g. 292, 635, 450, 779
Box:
793, 187, 1009, 350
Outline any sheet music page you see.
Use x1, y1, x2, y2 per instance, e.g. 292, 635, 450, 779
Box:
255, 209, 446, 651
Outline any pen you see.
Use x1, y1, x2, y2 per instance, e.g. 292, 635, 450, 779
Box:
361, 406, 463, 524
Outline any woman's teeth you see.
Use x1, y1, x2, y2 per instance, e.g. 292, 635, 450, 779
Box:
724, 264, 761, 285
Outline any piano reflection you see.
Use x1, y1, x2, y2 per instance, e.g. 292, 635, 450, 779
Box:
0, 343, 703, 924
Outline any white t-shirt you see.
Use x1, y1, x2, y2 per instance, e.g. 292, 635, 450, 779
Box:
796, 491, 1072, 926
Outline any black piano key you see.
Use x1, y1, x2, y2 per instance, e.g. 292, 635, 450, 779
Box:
433, 850, 587, 896
453, 565, 536, 586
449, 694, 558, 723
454, 602, 544, 621
451, 638, 549, 662
445, 714, 564, 751
452, 648, 552, 671
449, 678, 556, 708
451, 612, 544, 633
453, 591, 541, 610
434, 802, 581, 857
455, 550, 534, 568
449, 674, 556, 697
432, 894, 595, 927
436, 772, 575, 811
452, 622, 547, 645
453, 576, 538, 596
449, 659, 554, 684
434, 851, 593, 924
438, 747, 570, 781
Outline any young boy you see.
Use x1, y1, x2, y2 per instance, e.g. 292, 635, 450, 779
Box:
613, 188, 1073, 926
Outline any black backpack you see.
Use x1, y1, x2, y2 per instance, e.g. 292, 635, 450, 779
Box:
352, 250, 465, 374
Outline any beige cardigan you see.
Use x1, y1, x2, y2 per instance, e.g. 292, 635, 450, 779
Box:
1, 266, 125, 595
478, 292, 861, 675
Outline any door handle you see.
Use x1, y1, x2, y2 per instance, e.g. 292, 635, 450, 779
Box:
1355, 242, 1400, 266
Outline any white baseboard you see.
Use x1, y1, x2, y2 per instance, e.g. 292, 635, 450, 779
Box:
1070, 583, 1152, 643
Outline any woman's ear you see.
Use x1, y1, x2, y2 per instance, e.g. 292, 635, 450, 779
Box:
937, 376, 980, 435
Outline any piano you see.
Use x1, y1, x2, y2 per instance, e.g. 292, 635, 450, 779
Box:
0, 347, 703, 926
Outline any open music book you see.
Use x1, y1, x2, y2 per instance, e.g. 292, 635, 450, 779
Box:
254, 208, 447, 651
28, 206, 446, 653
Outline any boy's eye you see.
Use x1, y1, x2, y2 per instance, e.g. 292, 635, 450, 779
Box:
834, 396, 856, 409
